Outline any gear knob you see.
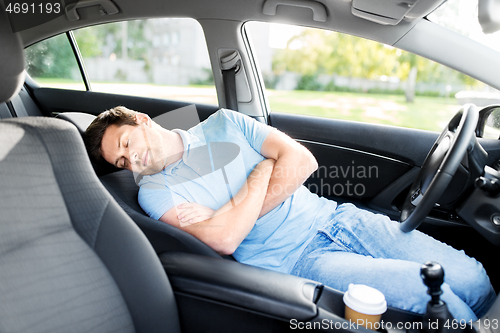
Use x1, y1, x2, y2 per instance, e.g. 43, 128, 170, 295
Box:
421, 262, 458, 333
421, 262, 445, 305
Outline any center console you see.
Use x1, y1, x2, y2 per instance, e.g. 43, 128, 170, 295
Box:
161, 252, 423, 332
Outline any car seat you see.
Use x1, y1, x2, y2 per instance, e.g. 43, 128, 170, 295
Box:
0, 9, 182, 332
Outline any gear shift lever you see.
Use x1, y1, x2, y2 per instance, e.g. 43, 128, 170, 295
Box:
422, 261, 446, 306
421, 262, 458, 333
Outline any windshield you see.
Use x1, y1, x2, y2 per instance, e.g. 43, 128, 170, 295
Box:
428, 0, 500, 53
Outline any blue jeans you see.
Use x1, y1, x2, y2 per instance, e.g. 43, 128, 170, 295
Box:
290, 203, 496, 321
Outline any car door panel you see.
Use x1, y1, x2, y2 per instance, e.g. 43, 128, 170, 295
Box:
270, 111, 439, 166
30, 87, 219, 122
269, 111, 500, 220
269, 112, 435, 206
300, 140, 412, 199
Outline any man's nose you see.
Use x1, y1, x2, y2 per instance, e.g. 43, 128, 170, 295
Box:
128, 149, 139, 164
122, 146, 137, 164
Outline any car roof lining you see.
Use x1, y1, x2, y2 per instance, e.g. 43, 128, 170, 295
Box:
19, 0, 422, 48
394, 19, 500, 93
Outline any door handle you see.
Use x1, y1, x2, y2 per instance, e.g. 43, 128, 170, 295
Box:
65, 0, 119, 21
262, 0, 327, 22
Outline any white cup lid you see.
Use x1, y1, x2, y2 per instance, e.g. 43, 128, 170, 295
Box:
343, 284, 387, 315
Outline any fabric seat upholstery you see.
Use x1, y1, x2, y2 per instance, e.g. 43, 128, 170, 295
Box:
0, 7, 24, 103
0, 117, 181, 333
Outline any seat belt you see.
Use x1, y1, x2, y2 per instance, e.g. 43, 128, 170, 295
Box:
220, 51, 241, 111
222, 66, 238, 111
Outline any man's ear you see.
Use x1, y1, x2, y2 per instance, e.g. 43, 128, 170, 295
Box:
134, 113, 152, 126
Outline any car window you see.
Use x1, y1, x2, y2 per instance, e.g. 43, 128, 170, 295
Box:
72, 18, 218, 105
25, 33, 86, 91
245, 22, 497, 132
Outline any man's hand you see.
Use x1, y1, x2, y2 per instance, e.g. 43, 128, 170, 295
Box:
177, 203, 215, 226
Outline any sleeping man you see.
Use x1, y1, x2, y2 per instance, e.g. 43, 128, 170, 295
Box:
85, 106, 496, 321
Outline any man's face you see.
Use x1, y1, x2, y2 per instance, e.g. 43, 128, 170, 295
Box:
101, 117, 168, 175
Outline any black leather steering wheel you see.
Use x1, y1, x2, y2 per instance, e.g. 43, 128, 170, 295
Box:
399, 104, 479, 232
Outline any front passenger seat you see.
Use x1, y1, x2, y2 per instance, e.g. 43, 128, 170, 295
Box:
0, 7, 180, 333
0, 117, 181, 333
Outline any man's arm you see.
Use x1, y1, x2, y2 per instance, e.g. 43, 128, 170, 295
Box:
159, 158, 275, 255
258, 129, 318, 217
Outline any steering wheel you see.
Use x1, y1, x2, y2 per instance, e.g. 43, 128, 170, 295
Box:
399, 104, 479, 232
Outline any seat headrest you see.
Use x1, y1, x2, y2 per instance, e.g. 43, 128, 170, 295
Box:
0, 5, 25, 103
56, 112, 96, 136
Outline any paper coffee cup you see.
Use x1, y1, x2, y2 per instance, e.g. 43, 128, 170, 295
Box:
343, 284, 387, 330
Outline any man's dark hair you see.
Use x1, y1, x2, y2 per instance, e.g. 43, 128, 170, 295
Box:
84, 106, 138, 161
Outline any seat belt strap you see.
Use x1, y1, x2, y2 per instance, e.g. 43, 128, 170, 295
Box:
221, 51, 243, 111
222, 66, 238, 111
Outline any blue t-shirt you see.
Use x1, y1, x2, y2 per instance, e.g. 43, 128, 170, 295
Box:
138, 109, 337, 273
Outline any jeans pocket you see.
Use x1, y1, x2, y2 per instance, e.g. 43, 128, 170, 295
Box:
319, 220, 372, 256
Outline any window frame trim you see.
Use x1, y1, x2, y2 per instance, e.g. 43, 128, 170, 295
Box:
241, 22, 271, 123
66, 30, 91, 91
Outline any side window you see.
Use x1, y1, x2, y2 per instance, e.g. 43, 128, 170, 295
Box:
245, 22, 494, 132
72, 18, 218, 105
25, 33, 86, 91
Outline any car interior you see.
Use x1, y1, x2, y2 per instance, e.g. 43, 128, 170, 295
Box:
1, 0, 500, 332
